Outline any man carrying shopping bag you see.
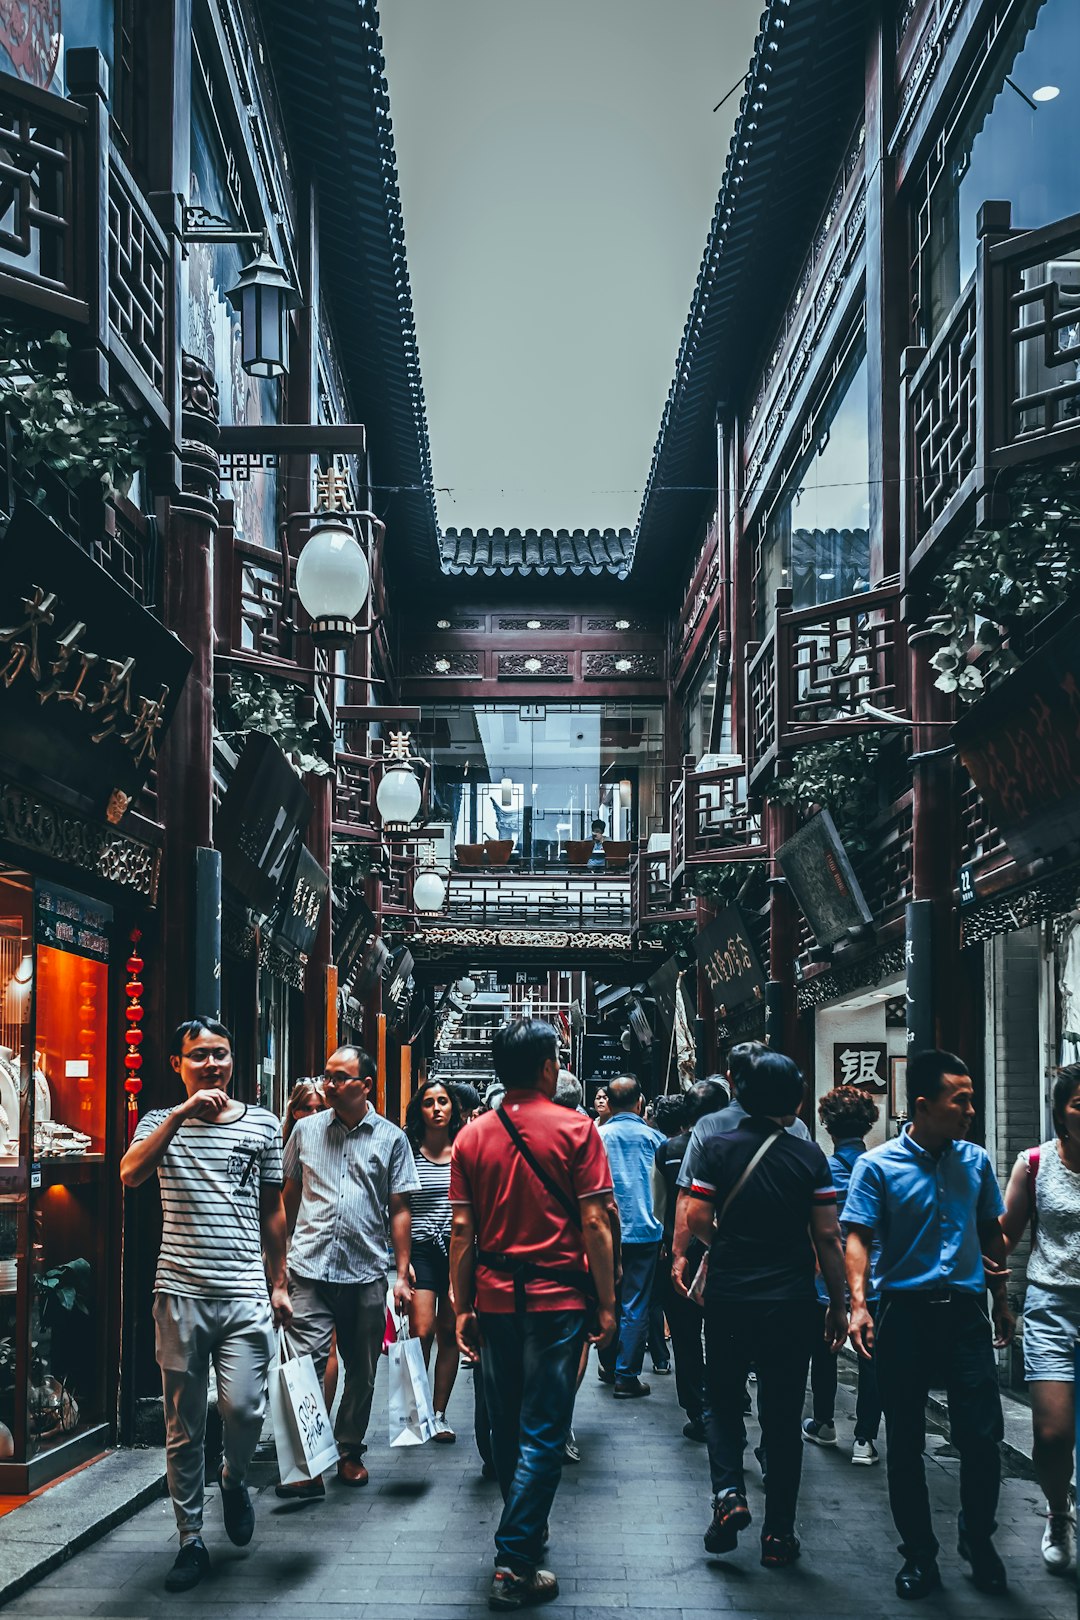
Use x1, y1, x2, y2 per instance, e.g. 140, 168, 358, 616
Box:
387, 1310, 438, 1447
270, 1329, 340, 1484
277, 1044, 420, 1498
450, 1019, 616, 1611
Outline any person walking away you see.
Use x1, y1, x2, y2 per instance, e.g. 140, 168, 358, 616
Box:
277, 1044, 420, 1498
404, 1077, 462, 1442
999, 1064, 1080, 1574
671, 1045, 809, 1299
646, 1095, 686, 1376
595, 1076, 664, 1397
844, 1049, 1014, 1600
684, 1047, 847, 1570
120, 1018, 291, 1593
450, 1019, 616, 1611
655, 1079, 728, 1440
802, 1086, 883, 1465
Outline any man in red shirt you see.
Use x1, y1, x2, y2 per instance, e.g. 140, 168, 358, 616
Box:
450, 1019, 616, 1612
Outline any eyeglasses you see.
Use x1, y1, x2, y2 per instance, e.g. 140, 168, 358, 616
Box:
322, 1070, 361, 1086
184, 1047, 231, 1064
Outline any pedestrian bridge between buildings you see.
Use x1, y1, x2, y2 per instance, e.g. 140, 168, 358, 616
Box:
440, 870, 630, 930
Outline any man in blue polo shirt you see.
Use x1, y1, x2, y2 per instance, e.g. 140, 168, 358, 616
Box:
844, 1049, 1015, 1602
596, 1076, 665, 1398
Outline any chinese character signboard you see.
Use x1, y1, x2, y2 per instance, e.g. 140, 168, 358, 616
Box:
275, 845, 329, 960
832, 1041, 887, 1093
776, 811, 874, 949
953, 613, 1080, 866
0, 501, 192, 821
215, 733, 313, 918
695, 905, 766, 1016
35, 881, 112, 961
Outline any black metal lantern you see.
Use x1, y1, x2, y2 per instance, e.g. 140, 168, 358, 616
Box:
226, 231, 300, 379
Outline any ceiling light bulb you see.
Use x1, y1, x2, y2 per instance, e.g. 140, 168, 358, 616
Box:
1032, 85, 1060, 101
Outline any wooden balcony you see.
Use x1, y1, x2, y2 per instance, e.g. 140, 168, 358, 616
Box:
902, 206, 1080, 583
332, 751, 373, 838
746, 585, 907, 788
629, 846, 696, 937
419, 870, 632, 932
0, 64, 174, 433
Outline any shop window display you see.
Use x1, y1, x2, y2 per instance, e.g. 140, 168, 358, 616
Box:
0, 870, 114, 1486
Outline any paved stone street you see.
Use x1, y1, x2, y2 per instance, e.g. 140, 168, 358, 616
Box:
5, 1358, 1072, 1619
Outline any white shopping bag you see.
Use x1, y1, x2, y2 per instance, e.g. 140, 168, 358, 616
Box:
387, 1313, 437, 1448
270, 1329, 340, 1485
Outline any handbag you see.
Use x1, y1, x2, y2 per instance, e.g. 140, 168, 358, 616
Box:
687, 1130, 782, 1302
387, 1312, 437, 1448
270, 1329, 339, 1486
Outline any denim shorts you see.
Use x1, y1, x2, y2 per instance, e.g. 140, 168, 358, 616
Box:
1023, 1284, 1080, 1382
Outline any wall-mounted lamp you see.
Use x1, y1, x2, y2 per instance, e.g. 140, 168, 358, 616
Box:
182, 205, 300, 378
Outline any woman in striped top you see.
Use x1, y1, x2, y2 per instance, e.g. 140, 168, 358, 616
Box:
404, 1078, 463, 1441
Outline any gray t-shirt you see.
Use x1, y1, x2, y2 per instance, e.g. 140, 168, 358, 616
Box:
134, 1103, 283, 1298
677, 1097, 811, 1190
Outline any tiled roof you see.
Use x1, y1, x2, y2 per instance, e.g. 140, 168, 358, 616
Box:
440, 528, 634, 578
631, 0, 868, 591
260, 0, 440, 586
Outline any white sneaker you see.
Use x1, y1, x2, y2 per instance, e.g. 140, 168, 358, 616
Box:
431, 1411, 456, 1444
1041, 1511, 1075, 1573
851, 1438, 879, 1466
802, 1419, 836, 1446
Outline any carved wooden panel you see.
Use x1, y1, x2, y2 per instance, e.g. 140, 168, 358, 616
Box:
583, 652, 662, 679
0, 80, 84, 313
497, 616, 571, 632
497, 653, 570, 678
406, 652, 481, 677
107, 146, 169, 404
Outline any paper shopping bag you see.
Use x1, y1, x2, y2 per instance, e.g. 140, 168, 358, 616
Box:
271, 1331, 339, 1484
388, 1315, 437, 1447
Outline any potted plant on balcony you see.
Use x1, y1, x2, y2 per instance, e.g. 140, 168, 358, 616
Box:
0, 323, 143, 524
918, 463, 1080, 702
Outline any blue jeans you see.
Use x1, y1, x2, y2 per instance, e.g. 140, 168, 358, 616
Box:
479, 1309, 587, 1574
599, 1241, 658, 1380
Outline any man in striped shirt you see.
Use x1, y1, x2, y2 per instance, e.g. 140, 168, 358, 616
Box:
121, 1017, 291, 1593
279, 1044, 420, 1495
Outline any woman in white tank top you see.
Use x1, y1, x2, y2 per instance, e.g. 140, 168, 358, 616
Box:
1001, 1066, 1080, 1575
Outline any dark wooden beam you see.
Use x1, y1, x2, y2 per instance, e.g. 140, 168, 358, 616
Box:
217, 424, 366, 456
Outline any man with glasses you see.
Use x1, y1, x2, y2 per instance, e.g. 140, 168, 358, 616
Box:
277, 1044, 420, 1497
120, 1017, 291, 1593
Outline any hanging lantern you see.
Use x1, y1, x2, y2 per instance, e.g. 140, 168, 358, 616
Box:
124, 929, 144, 1143
376, 762, 422, 829
413, 868, 446, 912
225, 230, 299, 378
295, 516, 370, 649
456, 976, 477, 1001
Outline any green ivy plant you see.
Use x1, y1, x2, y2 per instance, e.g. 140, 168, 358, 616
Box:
764, 733, 886, 852
219, 671, 332, 777
691, 860, 766, 908
0, 323, 144, 502
332, 837, 381, 890
919, 461, 1080, 702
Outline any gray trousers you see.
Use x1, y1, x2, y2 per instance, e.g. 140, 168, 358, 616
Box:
154, 1292, 275, 1537
287, 1272, 385, 1461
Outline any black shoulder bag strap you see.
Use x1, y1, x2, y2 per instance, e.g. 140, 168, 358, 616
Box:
495, 1106, 582, 1229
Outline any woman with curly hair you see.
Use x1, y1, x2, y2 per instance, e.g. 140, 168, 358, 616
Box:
802, 1085, 882, 1464
404, 1077, 463, 1441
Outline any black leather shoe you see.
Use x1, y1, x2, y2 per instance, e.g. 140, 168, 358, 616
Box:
895, 1557, 942, 1600
957, 1532, 1007, 1595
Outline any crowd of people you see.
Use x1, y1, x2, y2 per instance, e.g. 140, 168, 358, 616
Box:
120, 1014, 1080, 1609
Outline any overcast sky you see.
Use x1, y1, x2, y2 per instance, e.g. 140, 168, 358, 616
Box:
379, 0, 764, 534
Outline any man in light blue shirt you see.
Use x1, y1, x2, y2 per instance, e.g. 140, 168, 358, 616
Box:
844, 1049, 1014, 1603
596, 1075, 665, 1397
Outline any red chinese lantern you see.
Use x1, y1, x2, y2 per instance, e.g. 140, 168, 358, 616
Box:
124, 929, 145, 1143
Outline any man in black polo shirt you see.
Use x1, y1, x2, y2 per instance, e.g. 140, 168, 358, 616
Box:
685, 1048, 847, 1570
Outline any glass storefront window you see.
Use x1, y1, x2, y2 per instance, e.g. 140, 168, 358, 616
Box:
422, 703, 665, 865
757, 349, 870, 631
922, 0, 1080, 339
684, 645, 720, 763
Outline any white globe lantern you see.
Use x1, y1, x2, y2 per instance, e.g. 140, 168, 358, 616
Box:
375, 761, 422, 828
413, 868, 446, 912
295, 518, 370, 649
456, 976, 477, 1001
